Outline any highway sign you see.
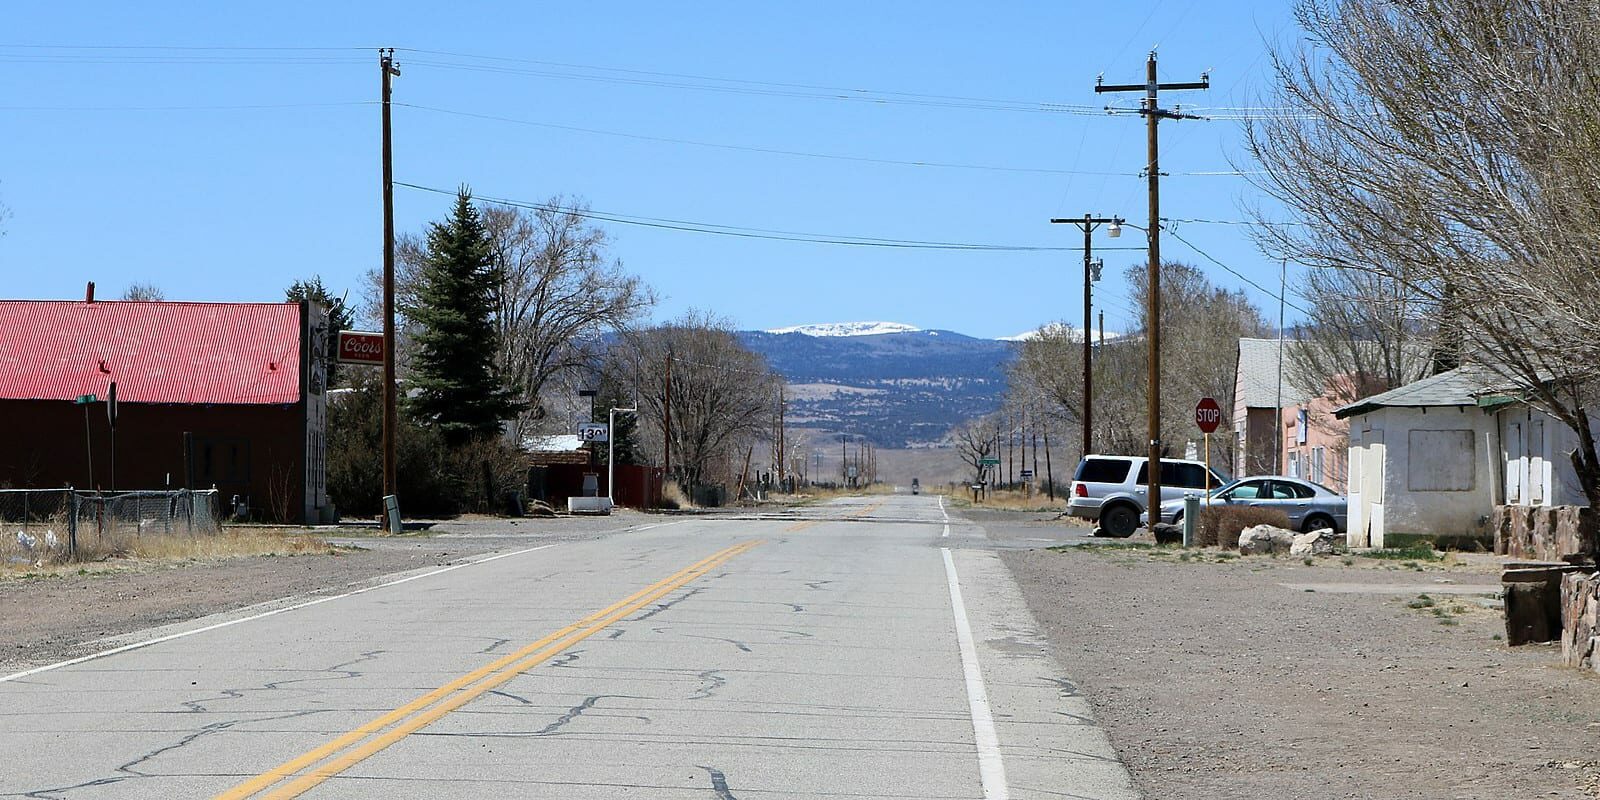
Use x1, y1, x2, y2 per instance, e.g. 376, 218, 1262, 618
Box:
980, 457, 1001, 466
75, 394, 96, 405
1195, 397, 1222, 434
577, 423, 610, 443
1020, 469, 1034, 479
337, 330, 386, 365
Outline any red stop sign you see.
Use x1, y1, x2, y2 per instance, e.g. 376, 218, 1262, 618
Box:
1195, 397, 1222, 433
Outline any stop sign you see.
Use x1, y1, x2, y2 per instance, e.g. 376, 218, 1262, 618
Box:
1195, 397, 1222, 433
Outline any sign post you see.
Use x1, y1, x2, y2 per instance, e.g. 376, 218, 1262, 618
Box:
1195, 397, 1222, 516
106, 382, 118, 492
75, 394, 96, 490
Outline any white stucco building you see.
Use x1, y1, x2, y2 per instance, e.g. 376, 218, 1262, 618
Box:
1336, 368, 1500, 547
1486, 401, 1593, 510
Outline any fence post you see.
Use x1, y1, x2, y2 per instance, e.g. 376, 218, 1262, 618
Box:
68, 491, 78, 560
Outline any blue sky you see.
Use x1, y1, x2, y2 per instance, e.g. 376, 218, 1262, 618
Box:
1, 1, 1301, 339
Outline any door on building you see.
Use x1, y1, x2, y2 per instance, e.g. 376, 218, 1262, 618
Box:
1530, 418, 1545, 505
1358, 430, 1385, 548
1505, 420, 1524, 504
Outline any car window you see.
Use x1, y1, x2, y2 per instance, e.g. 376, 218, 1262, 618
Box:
1134, 462, 1210, 488
1227, 480, 1265, 499
1075, 458, 1132, 483
1170, 463, 1209, 489
1277, 481, 1314, 499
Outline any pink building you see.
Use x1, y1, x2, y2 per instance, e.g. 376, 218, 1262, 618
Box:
1233, 338, 1351, 492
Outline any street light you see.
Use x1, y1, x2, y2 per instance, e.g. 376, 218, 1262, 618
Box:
607, 406, 637, 506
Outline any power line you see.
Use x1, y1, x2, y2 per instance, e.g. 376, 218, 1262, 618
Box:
1163, 227, 1313, 315
397, 47, 1103, 112
396, 103, 1136, 177
403, 57, 1105, 115
0, 101, 374, 112
394, 181, 1153, 253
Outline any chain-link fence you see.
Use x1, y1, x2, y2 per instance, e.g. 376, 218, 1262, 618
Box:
0, 488, 220, 565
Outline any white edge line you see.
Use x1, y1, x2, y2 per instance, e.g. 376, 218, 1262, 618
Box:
942, 547, 1009, 799
943, 523, 951, 538
0, 543, 558, 684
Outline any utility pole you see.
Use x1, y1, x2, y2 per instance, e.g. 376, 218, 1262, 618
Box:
380, 48, 401, 507
1096, 51, 1208, 520
1051, 214, 1122, 458
663, 350, 673, 485
775, 385, 787, 485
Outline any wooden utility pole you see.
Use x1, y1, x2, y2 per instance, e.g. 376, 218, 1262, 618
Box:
663, 350, 673, 484
1051, 214, 1121, 457
1043, 427, 1056, 501
380, 48, 401, 505
1096, 51, 1207, 519
774, 385, 787, 485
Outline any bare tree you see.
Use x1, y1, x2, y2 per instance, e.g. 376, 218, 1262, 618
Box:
121, 282, 165, 301
1248, 0, 1600, 505
1007, 261, 1266, 473
951, 416, 998, 486
617, 312, 781, 491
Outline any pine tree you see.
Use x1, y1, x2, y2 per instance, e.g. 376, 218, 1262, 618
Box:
406, 188, 521, 444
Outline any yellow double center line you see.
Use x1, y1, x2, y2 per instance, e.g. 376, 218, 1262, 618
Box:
784, 501, 882, 532
218, 540, 762, 799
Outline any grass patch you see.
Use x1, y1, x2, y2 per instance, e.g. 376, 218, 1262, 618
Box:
944, 487, 1065, 512
1403, 593, 1473, 625
1, 526, 333, 577
1364, 546, 1444, 561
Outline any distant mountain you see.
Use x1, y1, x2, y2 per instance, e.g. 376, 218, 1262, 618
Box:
764, 321, 922, 337
999, 322, 1124, 342
738, 324, 1014, 448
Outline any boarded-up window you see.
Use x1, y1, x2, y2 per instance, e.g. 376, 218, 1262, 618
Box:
1407, 429, 1475, 491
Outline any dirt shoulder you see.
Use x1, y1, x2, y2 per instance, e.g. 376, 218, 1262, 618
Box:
1001, 542, 1600, 800
0, 540, 500, 674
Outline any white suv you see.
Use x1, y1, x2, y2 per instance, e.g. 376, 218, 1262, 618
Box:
1066, 455, 1227, 538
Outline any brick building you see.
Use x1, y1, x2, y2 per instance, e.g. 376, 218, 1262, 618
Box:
0, 290, 331, 522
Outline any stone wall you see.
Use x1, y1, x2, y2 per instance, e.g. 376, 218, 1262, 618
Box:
1493, 505, 1598, 562
1561, 571, 1600, 670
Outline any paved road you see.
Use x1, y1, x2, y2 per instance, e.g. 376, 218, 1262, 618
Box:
1, 495, 1134, 799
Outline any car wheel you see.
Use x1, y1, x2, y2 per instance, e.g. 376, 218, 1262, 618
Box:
1303, 513, 1335, 533
1100, 504, 1139, 538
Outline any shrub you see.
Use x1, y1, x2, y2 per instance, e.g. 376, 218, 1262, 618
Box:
1197, 505, 1293, 549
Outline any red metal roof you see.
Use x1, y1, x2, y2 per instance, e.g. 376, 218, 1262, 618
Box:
0, 300, 302, 405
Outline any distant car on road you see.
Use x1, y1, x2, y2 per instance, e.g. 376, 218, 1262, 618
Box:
1067, 455, 1227, 538
1142, 475, 1348, 533
911, 478, 920, 495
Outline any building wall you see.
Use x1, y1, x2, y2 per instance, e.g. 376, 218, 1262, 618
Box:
1345, 405, 1496, 546
1236, 407, 1278, 476
1282, 394, 1351, 492
1497, 406, 1592, 508
0, 398, 307, 521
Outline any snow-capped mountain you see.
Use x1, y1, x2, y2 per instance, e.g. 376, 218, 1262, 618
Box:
763, 321, 923, 337
998, 323, 1121, 342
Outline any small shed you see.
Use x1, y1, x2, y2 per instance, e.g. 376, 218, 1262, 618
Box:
1335, 368, 1499, 547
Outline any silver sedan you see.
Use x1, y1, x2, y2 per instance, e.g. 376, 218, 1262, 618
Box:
1143, 475, 1348, 533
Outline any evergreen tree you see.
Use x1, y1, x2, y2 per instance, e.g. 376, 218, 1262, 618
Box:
285, 275, 353, 387
406, 188, 521, 444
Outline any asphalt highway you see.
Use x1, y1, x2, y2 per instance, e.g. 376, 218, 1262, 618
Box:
1, 495, 1135, 799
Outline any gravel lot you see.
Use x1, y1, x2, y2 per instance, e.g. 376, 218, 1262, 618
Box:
999, 524, 1600, 799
